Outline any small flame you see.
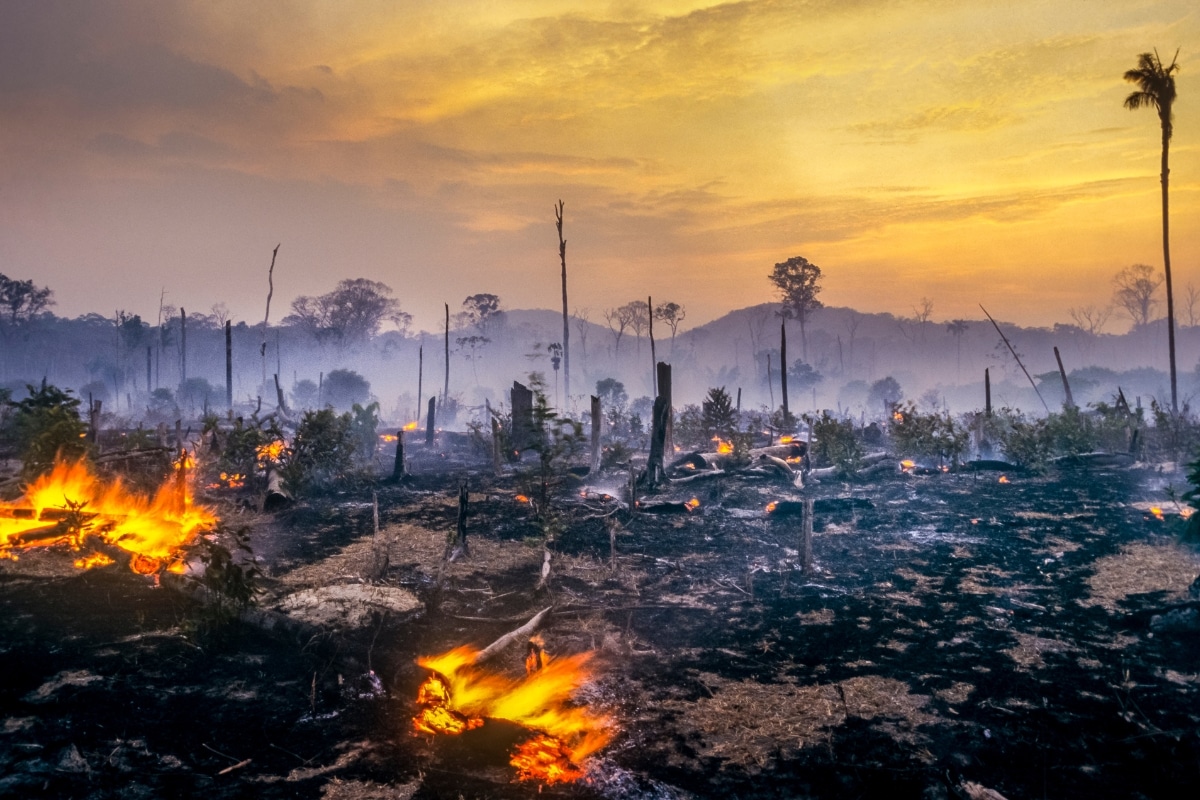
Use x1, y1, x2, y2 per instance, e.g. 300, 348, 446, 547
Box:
515, 494, 530, 504
379, 433, 398, 442
525, 635, 547, 674
403, 421, 419, 431
779, 435, 794, 444
766, 501, 778, 514
1149, 506, 1164, 519
256, 440, 286, 466
712, 437, 734, 454
893, 411, 905, 422
73, 552, 114, 570
998, 475, 1010, 484
686, 498, 700, 510
899, 459, 915, 472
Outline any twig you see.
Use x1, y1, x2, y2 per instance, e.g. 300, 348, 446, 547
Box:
203, 743, 240, 763
218, 758, 252, 776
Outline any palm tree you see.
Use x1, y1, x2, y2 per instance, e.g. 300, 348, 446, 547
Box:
1124, 50, 1180, 411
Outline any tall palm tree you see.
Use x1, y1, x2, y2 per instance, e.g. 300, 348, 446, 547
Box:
1124, 50, 1180, 412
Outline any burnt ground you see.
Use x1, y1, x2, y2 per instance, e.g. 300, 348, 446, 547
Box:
3, 454, 1200, 799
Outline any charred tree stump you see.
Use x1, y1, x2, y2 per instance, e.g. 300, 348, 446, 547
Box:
645, 395, 669, 489
780, 320, 789, 421
391, 430, 406, 481
511, 381, 534, 454
801, 498, 814, 575
657, 361, 673, 458
590, 395, 602, 475
264, 469, 292, 512
425, 397, 436, 446
985, 367, 992, 417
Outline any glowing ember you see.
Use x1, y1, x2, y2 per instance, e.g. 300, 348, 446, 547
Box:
686, 498, 700, 510
379, 433, 398, 443
412, 643, 613, 785
1149, 506, 1164, 519
893, 411, 905, 422
766, 501, 778, 514
515, 494, 530, 504
206, 471, 246, 490
779, 435, 794, 444
899, 459, 916, 472
403, 421, 419, 431
0, 458, 217, 574
998, 475, 1010, 484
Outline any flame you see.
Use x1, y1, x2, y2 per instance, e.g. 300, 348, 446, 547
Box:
0, 458, 217, 574
766, 501, 778, 514
515, 494, 530, 504
206, 471, 246, 491
413, 643, 613, 785
1181, 507, 1195, 519
779, 435, 794, 444
893, 411, 905, 422
1149, 506, 1164, 519
899, 459, 915, 472
712, 437, 734, 454
379, 433, 398, 443
686, 498, 700, 510
403, 421, 419, 431
998, 475, 1010, 484
255, 440, 285, 466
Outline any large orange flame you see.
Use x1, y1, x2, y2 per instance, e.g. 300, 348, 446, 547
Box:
0, 458, 217, 574
412, 643, 613, 784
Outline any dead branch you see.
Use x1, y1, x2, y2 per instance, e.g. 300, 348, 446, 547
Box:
474, 606, 552, 664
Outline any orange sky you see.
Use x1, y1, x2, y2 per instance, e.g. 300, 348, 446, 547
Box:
0, 0, 1196, 332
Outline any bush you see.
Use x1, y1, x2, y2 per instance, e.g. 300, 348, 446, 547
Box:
805, 411, 863, 475
323, 369, 371, 410
5, 382, 90, 478
888, 402, 967, 464
279, 408, 357, 493
701, 387, 737, 440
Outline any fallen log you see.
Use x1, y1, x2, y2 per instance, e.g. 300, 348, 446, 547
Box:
263, 469, 292, 512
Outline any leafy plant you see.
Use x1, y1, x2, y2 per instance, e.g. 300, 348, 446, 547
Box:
180, 523, 261, 645
279, 408, 357, 493
519, 373, 584, 543
888, 402, 967, 465
805, 411, 863, 476
5, 381, 90, 477
701, 387, 737, 440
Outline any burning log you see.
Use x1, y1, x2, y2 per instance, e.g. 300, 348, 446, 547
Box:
476, 606, 552, 665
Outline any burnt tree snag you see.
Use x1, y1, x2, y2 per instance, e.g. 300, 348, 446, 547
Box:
491, 416, 503, 476
225, 320, 233, 410
556, 200, 570, 403
443, 303, 450, 406
657, 361, 673, 456
392, 430, 406, 480
780, 321, 789, 421
425, 397, 436, 446
646, 395, 669, 488
985, 367, 992, 417
261, 244, 279, 387
273, 373, 287, 416
981, 304, 1049, 413
1054, 346, 1075, 409
180, 308, 187, 386
590, 395, 602, 475
511, 381, 534, 454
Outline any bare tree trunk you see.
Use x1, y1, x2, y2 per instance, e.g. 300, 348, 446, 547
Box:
1161, 123, 1178, 412
225, 320, 233, 410
556, 201, 570, 405
261, 244, 279, 388
590, 395, 602, 474
985, 367, 992, 417
1054, 346, 1075, 409
425, 397, 436, 447
443, 304, 450, 407
801, 498, 814, 575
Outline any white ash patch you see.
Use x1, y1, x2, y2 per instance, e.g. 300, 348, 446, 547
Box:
274, 584, 422, 629
23, 670, 104, 703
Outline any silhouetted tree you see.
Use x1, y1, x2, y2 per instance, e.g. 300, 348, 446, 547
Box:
286, 279, 409, 347
768, 256, 823, 360
0, 273, 54, 331
1113, 263, 1162, 328
653, 301, 686, 353
1124, 49, 1180, 410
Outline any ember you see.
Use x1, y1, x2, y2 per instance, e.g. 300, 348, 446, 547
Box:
999, 475, 1011, 484
0, 458, 217, 573
403, 421, 419, 431
412, 642, 613, 784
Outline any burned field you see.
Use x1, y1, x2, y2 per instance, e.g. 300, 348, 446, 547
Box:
3, 447, 1200, 799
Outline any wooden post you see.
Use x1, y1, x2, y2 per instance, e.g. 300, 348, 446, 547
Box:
1054, 346, 1075, 409
801, 498, 814, 575
985, 367, 992, 417
392, 430, 406, 480
425, 396, 436, 446
590, 395, 602, 475
780, 320, 789, 421
225, 320, 233, 410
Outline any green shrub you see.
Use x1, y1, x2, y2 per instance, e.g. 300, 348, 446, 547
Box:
888, 402, 967, 464
805, 411, 863, 475
279, 408, 357, 493
5, 382, 90, 478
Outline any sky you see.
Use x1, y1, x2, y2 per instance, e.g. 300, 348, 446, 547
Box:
0, 0, 1196, 334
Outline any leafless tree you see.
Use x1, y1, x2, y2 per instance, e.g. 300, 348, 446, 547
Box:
1068, 305, 1113, 336
573, 307, 591, 364
603, 305, 634, 356
624, 300, 650, 356
1112, 263, 1163, 328
913, 297, 934, 342
1184, 283, 1200, 327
